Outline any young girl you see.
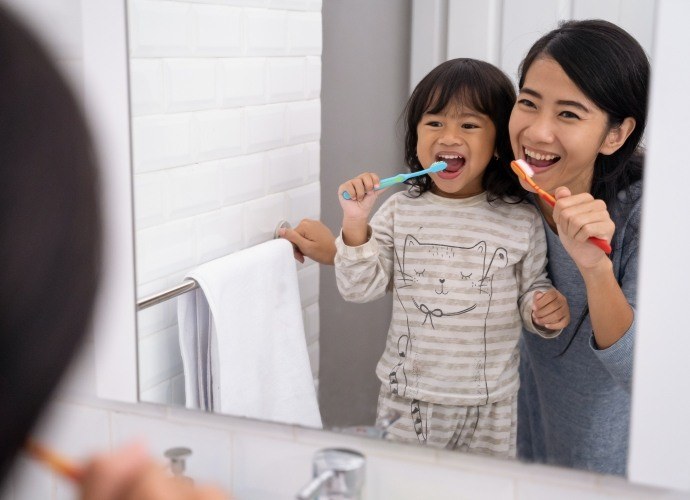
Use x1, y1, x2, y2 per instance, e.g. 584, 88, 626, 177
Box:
333, 59, 569, 458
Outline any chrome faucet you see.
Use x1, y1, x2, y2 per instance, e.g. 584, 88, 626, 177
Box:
296, 448, 366, 500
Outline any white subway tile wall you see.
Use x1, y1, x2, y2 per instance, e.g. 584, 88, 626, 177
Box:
129, 0, 323, 405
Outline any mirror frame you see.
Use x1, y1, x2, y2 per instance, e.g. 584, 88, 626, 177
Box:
86, 0, 138, 404
91, 0, 690, 492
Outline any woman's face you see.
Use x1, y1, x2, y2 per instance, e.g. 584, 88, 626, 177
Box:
509, 57, 612, 195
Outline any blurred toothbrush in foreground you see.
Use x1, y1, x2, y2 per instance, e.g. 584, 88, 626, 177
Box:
26, 440, 83, 482
511, 159, 612, 255
342, 161, 447, 200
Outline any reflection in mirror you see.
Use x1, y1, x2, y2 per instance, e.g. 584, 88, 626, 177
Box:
129, 0, 655, 473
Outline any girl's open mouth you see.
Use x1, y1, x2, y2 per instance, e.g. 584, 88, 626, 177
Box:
435, 153, 465, 179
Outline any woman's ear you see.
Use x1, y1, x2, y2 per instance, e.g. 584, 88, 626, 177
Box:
599, 117, 636, 155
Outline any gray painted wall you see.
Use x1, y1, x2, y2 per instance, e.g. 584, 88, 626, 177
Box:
319, 0, 412, 427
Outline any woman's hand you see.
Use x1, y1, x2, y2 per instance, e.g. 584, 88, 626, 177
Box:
79, 443, 230, 500
532, 289, 570, 330
552, 187, 615, 270
279, 219, 336, 265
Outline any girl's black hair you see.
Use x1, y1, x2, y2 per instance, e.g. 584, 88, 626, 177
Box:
402, 58, 524, 200
518, 19, 650, 204
0, 7, 101, 481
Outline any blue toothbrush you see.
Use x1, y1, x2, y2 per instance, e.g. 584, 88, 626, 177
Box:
342, 161, 447, 200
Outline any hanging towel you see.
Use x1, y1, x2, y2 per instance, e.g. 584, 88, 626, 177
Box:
177, 238, 322, 428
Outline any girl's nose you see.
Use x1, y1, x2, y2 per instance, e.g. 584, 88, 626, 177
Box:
438, 126, 463, 146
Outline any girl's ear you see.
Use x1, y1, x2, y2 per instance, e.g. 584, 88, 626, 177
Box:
599, 117, 636, 155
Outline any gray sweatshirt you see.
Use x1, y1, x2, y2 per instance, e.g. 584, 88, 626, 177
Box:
517, 181, 642, 476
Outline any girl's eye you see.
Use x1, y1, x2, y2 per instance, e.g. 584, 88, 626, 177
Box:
517, 98, 536, 109
461, 123, 479, 129
559, 110, 580, 120
426, 121, 442, 127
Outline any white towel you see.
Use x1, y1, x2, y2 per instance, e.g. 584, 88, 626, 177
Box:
177, 238, 322, 428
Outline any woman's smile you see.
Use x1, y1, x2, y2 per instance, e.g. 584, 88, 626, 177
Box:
523, 146, 561, 170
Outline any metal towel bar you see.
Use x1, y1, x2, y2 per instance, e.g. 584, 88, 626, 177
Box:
135, 220, 292, 311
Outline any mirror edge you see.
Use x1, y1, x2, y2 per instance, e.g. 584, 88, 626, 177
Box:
84, 0, 138, 403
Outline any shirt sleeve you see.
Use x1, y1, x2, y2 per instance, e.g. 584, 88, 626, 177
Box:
589, 195, 641, 392
517, 209, 561, 339
334, 196, 396, 303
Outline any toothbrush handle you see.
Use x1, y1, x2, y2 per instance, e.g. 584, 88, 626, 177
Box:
342, 175, 403, 199
588, 237, 612, 255
341, 165, 443, 199
377, 175, 405, 190
536, 191, 611, 254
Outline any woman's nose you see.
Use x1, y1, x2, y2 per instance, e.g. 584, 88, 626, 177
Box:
524, 113, 555, 144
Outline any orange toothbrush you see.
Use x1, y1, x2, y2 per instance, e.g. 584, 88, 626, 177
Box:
25, 439, 83, 483
511, 159, 612, 255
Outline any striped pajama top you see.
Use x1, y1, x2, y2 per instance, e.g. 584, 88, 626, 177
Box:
335, 190, 559, 407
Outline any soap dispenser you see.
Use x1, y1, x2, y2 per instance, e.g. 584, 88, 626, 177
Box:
164, 447, 193, 484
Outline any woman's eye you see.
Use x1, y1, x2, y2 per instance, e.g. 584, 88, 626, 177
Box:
517, 98, 536, 109
559, 110, 580, 120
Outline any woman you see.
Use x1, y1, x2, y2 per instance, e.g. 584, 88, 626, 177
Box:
0, 6, 228, 498
280, 19, 648, 476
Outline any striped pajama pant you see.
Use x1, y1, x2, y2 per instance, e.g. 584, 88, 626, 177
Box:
376, 385, 517, 458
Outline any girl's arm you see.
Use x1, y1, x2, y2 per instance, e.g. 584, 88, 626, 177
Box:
277, 172, 386, 265
334, 196, 397, 303
517, 209, 565, 338
552, 187, 633, 349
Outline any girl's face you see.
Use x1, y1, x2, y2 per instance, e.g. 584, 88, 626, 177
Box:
509, 57, 613, 196
416, 100, 496, 199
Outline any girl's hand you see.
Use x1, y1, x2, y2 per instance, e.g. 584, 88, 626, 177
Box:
532, 289, 570, 330
552, 187, 615, 270
338, 172, 382, 221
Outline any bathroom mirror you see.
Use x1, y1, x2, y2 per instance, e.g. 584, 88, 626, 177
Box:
129, 0, 662, 472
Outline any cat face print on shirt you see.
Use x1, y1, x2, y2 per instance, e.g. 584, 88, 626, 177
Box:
396, 235, 508, 329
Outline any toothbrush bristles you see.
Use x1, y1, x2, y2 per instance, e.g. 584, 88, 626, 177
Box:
429, 161, 447, 172
513, 159, 534, 177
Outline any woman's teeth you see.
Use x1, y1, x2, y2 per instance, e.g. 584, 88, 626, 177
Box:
524, 148, 559, 162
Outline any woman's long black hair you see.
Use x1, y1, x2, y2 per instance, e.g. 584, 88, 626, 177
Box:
517, 19, 650, 204
0, 7, 101, 482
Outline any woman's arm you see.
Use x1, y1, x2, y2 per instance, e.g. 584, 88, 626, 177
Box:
279, 219, 336, 265
552, 187, 633, 349
579, 259, 633, 349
